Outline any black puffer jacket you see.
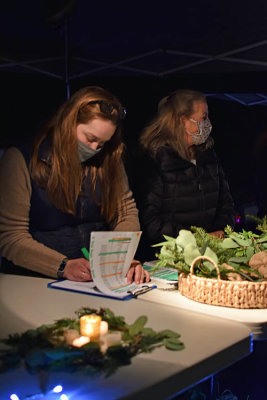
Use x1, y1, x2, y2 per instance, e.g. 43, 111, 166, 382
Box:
139, 143, 235, 257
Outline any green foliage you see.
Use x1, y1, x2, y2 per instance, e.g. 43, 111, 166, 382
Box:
128, 316, 148, 336
246, 214, 267, 233
163, 338, 185, 351
154, 229, 219, 278
0, 307, 184, 377
154, 223, 267, 281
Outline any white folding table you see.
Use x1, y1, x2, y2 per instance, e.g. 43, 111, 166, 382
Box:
0, 273, 253, 400
141, 280, 267, 340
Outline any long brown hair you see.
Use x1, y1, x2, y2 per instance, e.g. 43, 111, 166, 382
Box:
140, 89, 207, 160
29, 86, 125, 222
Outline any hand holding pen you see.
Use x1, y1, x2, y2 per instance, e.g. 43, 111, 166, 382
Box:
62, 248, 92, 281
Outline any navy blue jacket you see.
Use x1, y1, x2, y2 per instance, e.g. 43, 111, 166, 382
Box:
25, 142, 108, 259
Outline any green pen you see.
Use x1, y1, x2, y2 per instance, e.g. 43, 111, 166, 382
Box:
81, 247, 90, 260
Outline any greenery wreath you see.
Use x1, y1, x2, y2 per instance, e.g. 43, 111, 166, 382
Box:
0, 307, 184, 377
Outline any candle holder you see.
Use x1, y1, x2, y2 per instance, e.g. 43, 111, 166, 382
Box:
80, 314, 102, 341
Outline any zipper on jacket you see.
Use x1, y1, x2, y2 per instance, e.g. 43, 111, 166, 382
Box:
195, 165, 205, 213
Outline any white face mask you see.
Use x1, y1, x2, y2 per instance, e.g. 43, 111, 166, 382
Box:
78, 140, 103, 162
188, 118, 212, 145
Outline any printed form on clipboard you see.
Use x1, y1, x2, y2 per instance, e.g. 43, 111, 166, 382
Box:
48, 231, 156, 300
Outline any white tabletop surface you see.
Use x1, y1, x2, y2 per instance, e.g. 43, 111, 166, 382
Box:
141, 280, 267, 340
0, 274, 252, 400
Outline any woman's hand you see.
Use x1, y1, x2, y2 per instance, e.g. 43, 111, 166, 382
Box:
63, 258, 92, 281
126, 260, 150, 284
62, 258, 150, 284
209, 230, 224, 239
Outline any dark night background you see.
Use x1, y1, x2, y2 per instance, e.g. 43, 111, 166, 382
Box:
1, 2, 267, 398
1, 0, 267, 226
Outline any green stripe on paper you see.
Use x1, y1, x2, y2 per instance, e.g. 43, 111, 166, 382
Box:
98, 251, 128, 255
108, 238, 131, 242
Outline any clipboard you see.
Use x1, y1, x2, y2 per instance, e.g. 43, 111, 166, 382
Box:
47, 280, 157, 301
47, 231, 156, 300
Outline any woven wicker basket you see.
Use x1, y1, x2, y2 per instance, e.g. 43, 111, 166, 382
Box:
178, 256, 267, 309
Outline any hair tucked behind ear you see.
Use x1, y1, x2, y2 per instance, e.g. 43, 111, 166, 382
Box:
140, 89, 207, 159
29, 86, 125, 223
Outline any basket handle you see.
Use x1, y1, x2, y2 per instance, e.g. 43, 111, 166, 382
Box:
190, 256, 221, 280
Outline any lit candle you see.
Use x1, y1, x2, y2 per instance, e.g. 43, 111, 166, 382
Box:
100, 320, 109, 337
72, 336, 90, 348
107, 331, 122, 346
80, 314, 102, 341
64, 329, 79, 345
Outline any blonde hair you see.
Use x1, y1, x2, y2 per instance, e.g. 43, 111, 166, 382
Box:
30, 86, 125, 222
140, 89, 207, 159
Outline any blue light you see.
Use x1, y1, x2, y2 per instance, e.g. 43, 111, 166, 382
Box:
250, 332, 254, 353
60, 395, 69, 400
10, 395, 20, 400
52, 385, 63, 393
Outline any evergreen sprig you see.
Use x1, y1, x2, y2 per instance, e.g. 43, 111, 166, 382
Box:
153, 222, 267, 281
0, 307, 184, 377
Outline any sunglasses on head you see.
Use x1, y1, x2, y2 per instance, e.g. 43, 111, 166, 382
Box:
88, 100, 126, 120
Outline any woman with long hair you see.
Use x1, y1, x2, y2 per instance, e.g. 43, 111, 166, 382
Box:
0, 86, 149, 283
138, 89, 235, 259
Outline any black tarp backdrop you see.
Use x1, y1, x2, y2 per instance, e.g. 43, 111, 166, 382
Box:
1, 0, 267, 223
1, 71, 266, 226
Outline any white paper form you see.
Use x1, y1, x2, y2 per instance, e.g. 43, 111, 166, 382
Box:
48, 231, 156, 300
90, 231, 147, 298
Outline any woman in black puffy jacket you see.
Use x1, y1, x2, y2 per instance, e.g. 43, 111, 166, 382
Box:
138, 89, 236, 260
